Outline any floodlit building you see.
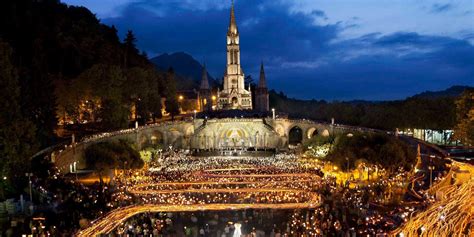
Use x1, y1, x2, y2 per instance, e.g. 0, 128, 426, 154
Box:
195, 2, 269, 112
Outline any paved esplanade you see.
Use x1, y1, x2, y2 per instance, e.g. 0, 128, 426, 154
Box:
77, 156, 322, 236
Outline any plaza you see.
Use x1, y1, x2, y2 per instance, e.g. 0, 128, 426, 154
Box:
1, 0, 472, 236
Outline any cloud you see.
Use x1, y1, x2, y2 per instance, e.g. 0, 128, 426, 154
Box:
96, 0, 474, 100
430, 3, 453, 13
103, 0, 340, 74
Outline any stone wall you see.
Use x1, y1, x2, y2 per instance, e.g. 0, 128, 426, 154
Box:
51, 118, 348, 174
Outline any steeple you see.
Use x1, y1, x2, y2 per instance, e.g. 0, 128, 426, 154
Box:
258, 62, 267, 88
200, 64, 209, 90
199, 63, 212, 112
217, 0, 252, 110
255, 61, 269, 112
228, 0, 238, 35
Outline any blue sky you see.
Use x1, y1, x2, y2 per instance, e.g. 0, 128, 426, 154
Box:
63, 0, 474, 100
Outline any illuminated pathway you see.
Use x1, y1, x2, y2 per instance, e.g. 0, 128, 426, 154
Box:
129, 188, 313, 195
394, 161, 474, 236
77, 158, 322, 236
77, 201, 320, 236
130, 179, 315, 189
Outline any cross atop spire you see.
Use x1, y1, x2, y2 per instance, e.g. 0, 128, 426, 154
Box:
228, 0, 238, 34
258, 61, 267, 88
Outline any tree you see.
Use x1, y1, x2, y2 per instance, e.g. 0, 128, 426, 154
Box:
326, 133, 415, 171
85, 143, 117, 186
148, 71, 163, 122
100, 99, 130, 129
164, 67, 180, 120
0, 40, 38, 199
454, 89, 474, 145
124, 30, 138, 53
21, 39, 58, 146
85, 140, 144, 185
124, 30, 139, 68
79, 64, 129, 129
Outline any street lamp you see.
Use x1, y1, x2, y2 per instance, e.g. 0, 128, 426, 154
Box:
193, 110, 197, 120
0, 176, 6, 200
73, 161, 78, 180
271, 108, 275, 119
25, 173, 33, 213
178, 95, 184, 114
428, 165, 435, 187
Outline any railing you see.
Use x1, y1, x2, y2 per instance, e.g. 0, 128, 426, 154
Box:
31, 120, 192, 172
32, 117, 452, 175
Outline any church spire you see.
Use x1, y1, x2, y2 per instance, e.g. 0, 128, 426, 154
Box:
255, 61, 269, 112
258, 62, 267, 88
228, 0, 238, 34
200, 64, 209, 90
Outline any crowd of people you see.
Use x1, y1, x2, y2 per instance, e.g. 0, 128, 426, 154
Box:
103, 152, 322, 214
7, 147, 428, 236
85, 150, 409, 236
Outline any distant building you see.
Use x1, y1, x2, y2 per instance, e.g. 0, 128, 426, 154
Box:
399, 128, 456, 145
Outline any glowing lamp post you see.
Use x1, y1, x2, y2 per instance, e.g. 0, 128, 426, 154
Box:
73, 161, 78, 180
271, 108, 275, 119
178, 95, 184, 113
0, 176, 6, 200
25, 173, 33, 213
428, 165, 435, 187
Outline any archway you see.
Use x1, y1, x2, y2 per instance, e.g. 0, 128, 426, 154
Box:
218, 127, 249, 148
307, 127, 319, 139
138, 134, 149, 147
289, 126, 303, 145
321, 129, 330, 137
150, 130, 164, 145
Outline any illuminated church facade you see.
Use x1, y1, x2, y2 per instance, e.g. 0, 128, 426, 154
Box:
198, 2, 269, 112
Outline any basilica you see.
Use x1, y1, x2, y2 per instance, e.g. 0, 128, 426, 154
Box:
198, 2, 269, 112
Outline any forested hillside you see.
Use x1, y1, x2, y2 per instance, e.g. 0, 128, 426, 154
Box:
269, 88, 462, 130
0, 0, 176, 195
0, 0, 175, 143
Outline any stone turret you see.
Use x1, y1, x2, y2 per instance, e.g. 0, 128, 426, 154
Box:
198, 64, 212, 112
255, 62, 269, 112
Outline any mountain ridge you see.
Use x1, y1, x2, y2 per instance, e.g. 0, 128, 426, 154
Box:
152, 52, 471, 101
410, 85, 473, 99
150, 52, 217, 90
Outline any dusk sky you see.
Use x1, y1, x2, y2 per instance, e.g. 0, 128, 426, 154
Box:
63, 0, 474, 100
